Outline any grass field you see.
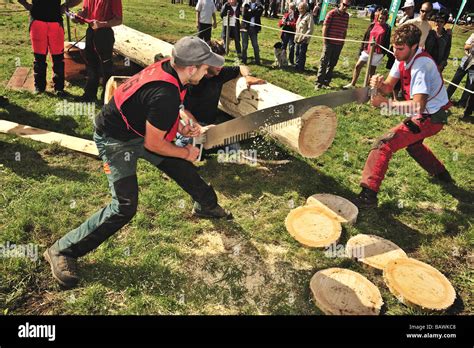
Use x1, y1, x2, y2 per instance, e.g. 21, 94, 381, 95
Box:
0, 0, 473, 315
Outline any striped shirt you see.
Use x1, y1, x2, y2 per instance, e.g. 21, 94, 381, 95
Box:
323, 8, 349, 46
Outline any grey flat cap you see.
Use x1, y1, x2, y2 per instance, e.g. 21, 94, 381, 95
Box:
172, 36, 225, 67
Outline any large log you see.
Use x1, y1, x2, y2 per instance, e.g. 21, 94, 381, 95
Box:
112, 25, 337, 158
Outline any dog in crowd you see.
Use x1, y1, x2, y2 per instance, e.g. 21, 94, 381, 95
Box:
273, 42, 288, 68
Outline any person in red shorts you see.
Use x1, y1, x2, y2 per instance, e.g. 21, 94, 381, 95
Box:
18, 0, 81, 96
73, 0, 123, 102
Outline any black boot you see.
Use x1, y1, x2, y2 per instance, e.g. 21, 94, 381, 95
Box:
356, 187, 378, 208
33, 53, 47, 93
52, 53, 65, 93
433, 170, 455, 184
192, 202, 233, 220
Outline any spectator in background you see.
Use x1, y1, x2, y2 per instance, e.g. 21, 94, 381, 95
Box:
269, 0, 278, 18
196, 0, 217, 42
315, 0, 350, 89
294, 2, 314, 71
446, 33, 474, 121
279, 2, 298, 65
402, 2, 432, 49
221, 0, 242, 56
74, 0, 123, 102
398, 0, 415, 26
448, 13, 454, 23
425, 13, 451, 72
241, 0, 264, 65
371, 6, 382, 23
344, 9, 391, 89
312, 0, 321, 24
263, 0, 270, 17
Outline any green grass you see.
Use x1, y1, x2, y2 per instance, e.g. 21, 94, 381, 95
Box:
0, 0, 473, 315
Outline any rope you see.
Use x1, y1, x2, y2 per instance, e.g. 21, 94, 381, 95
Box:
375, 43, 474, 95
239, 17, 371, 44
0, 9, 28, 13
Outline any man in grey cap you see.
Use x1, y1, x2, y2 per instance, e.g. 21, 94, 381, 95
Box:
43, 36, 231, 289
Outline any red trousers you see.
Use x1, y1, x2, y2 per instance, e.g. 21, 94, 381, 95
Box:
30, 20, 64, 55
361, 115, 446, 192
29, 20, 64, 91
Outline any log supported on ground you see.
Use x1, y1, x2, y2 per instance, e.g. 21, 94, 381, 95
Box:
112, 25, 338, 158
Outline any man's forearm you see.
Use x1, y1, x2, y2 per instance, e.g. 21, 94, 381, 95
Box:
145, 139, 188, 159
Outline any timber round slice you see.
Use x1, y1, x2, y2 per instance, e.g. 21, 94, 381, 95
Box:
310, 268, 383, 315
298, 105, 337, 158
306, 193, 359, 225
346, 234, 407, 270
285, 206, 341, 248
383, 258, 456, 311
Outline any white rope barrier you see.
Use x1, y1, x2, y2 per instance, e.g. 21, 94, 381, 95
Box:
238, 17, 371, 44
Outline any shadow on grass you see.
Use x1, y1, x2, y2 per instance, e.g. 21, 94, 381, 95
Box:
201, 154, 431, 252
1, 101, 83, 137
0, 139, 91, 181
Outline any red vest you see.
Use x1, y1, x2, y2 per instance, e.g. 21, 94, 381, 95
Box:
399, 51, 445, 104
114, 58, 186, 141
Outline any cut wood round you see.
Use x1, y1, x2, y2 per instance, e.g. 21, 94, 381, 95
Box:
310, 268, 383, 315
345, 234, 407, 270
306, 193, 358, 225
285, 206, 341, 248
383, 258, 456, 311
298, 106, 337, 158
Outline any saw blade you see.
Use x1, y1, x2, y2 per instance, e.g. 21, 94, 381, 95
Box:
203, 87, 369, 149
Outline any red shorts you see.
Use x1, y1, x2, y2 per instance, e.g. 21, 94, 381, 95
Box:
30, 20, 64, 55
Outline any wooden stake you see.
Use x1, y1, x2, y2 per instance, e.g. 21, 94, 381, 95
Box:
225, 15, 230, 55
363, 38, 376, 87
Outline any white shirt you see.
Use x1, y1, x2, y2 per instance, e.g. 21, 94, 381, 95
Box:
389, 48, 449, 114
196, 0, 216, 25
223, 5, 238, 27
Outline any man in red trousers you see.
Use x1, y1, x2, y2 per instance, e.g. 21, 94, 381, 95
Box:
18, 0, 82, 96
357, 24, 454, 207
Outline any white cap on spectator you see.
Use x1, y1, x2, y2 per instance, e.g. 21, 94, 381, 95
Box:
402, 0, 415, 9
